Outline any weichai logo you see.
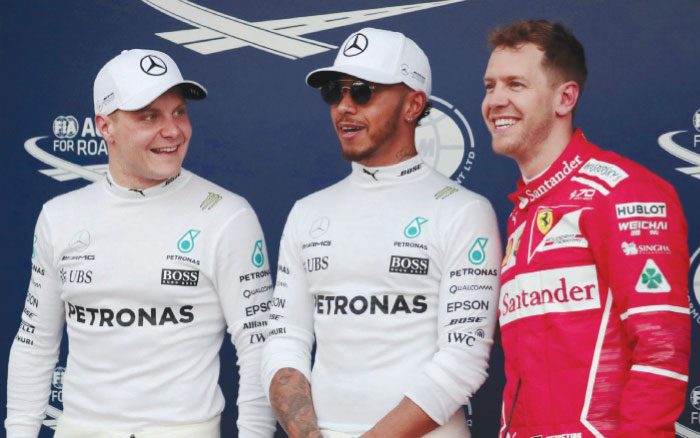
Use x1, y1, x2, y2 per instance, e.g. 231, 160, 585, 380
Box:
499, 265, 601, 325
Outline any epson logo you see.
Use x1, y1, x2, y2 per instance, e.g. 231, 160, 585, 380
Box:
161, 269, 199, 286
447, 300, 490, 313
389, 255, 429, 275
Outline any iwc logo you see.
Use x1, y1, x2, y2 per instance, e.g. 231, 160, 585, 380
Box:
416, 96, 477, 184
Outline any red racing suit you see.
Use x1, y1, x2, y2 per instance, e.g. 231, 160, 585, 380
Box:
498, 130, 690, 438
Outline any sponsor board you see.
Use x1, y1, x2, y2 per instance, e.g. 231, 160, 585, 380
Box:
416, 96, 477, 183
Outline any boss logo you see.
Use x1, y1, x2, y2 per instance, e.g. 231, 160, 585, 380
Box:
389, 255, 429, 275
161, 269, 199, 286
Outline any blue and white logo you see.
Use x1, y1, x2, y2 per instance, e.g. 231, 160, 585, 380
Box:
658, 108, 700, 180
416, 96, 477, 184
142, 0, 466, 59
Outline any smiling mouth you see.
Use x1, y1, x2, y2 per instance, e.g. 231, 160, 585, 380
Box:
494, 118, 518, 131
338, 123, 365, 138
152, 146, 178, 153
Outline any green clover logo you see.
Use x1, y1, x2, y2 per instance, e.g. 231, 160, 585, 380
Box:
641, 268, 662, 289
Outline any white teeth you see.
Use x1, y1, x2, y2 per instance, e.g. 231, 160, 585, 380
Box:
342, 127, 361, 132
495, 118, 517, 128
154, 146, 177, 153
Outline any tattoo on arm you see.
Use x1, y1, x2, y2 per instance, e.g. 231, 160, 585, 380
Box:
270, 368, 323, 438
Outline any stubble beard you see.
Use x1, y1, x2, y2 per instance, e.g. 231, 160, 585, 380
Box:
340, 102, 403, 163
491, 113, 554, 165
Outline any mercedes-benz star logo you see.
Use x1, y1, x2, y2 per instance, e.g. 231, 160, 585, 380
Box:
343, 33, 368, 57
70, 230, 91, 252
309, 217, 330, 238
140, 55, 167, 76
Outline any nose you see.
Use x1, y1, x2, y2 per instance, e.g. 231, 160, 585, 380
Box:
335, 89, 357, 114
484, 84, 509, 110
160, 115, 181, 138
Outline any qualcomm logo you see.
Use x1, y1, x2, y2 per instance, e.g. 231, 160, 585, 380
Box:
25, 116, 109, 183
142, 0, 465, 59
658, 107, 700, 180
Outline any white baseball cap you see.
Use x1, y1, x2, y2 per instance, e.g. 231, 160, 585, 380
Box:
306, 28, 431, 97
94, 49, 207, 115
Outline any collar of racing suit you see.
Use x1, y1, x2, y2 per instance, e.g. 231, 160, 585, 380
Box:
508, 129, 599, 211
349, 154, 429, 186
102, 169, 191, 200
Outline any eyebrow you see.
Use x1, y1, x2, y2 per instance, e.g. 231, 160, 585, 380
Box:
483, 74, 527, 82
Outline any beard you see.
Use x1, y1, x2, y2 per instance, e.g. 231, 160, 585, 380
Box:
339, 100, 403, 163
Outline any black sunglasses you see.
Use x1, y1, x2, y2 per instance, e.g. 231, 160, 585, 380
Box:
320, 80, 377, 106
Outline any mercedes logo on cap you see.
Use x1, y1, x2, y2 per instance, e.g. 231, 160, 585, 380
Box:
343, 33, 368, 57
140, 55, 167, 76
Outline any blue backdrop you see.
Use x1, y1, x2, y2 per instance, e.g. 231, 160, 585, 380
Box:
2, 1, 699, 436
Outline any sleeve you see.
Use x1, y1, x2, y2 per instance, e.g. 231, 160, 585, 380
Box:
260, 204, 316, 397
594, 178, 690, 438
213, 207, 276, 438
404, 198, 502, 425
6, 208, 66, 438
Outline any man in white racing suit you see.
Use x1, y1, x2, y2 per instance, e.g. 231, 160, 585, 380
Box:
261, 28, 501, 438
6, 49, 276, 438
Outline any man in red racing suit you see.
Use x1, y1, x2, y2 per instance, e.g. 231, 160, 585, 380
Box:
481, 20, 691, 438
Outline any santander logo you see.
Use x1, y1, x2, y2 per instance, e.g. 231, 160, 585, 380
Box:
499, 265, 601, 325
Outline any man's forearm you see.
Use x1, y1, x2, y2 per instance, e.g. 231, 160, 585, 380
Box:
269, 367, 322, 438
361, 397, 439, 438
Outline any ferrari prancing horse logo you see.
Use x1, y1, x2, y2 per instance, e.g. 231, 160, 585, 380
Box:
537, 209, 553, 234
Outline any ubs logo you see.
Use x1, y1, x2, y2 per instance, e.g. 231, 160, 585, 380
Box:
60, 268, 92, 284
343, 33, 368, 57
